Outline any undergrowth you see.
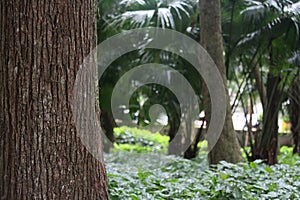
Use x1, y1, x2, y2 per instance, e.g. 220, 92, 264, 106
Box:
105, 148, 300, 199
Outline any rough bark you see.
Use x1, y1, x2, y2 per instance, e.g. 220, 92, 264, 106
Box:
0, 0, 109, 199
199, 0, 243, 164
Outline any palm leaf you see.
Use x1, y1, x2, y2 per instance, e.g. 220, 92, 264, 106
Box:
288, 50, 300, 66
239, 0, 300, 46
108, 0, 193, 30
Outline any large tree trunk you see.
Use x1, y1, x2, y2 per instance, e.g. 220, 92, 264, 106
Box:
199, 0, 243, 164
0, 1, 109, 199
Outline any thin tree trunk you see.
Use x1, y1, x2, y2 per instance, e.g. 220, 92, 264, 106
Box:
168, 115, 182, 155
0, 1, 109, 199
101, 110, 115, 153
289, 75, 300, 154
199, 0, 243, 164
256, 74, 280, 165
253, 65, 267, 109
251, 46, 280, 165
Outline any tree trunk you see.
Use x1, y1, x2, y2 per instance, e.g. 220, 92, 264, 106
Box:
168, 114, 182, 155
101, 110, 115, 153
253, 65, 267, 109
184, 119, 203, 159
199, 0, 243, 164
0, 0, 109, 199
289, 75, 300, 155
257, 74, 280, 165
250, 46, 280, 165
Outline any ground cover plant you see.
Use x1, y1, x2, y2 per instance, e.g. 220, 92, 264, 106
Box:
106, 136, 300, 199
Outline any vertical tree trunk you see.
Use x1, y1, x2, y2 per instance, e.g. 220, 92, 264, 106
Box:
101, 110, 115, 153
253, 65, 267, 109
251, 47, 280, 165
0, 0, 109, 199
168, 114, 182, 155
257, 74, 280, 165
289, 75, 300, 155
199, 0, 243, 164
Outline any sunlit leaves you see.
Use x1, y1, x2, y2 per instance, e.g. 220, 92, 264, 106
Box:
107, 0, 194, 30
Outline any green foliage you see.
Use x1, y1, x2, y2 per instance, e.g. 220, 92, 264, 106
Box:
105, 151, 300, 199
105, 147, 300, 199
97, 0, 202, 133
113, 126, 169, 152
278, 146, 300, 165
107, 0, 195, 31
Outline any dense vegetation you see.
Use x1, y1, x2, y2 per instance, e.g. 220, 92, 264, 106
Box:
98, 0, 300, 165
113, 126, 169, 153
106, 127, 300, 199
97, 0, 300, 198
106, 148, 300, 199
3, 0, 299, 198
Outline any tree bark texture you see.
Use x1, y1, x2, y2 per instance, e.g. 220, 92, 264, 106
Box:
0, 0, 109, 199
199, 0, 243, 164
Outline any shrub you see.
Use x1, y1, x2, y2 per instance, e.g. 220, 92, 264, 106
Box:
113, 126, 169, 153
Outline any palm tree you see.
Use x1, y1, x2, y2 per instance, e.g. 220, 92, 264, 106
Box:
98, 0, 202, 156
235, 0, 300, 164
109, 0, 195, 30
288, 51, 300, 154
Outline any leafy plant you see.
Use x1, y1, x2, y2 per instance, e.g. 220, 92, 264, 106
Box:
105, 149, 300, 199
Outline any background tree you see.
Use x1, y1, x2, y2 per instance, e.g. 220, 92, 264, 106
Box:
236, 0, 300, 164
0, 0, 109, 198
288, 51, 300, 154
98, 0, 203, 156
200, 0, 243, 164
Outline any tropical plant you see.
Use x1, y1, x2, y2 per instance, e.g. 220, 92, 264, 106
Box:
97, 0, 203, 157
287, 51, 300, 154
230, 0, 300, 164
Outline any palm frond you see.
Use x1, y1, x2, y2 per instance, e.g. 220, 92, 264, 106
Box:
120, 0, 147, 7
169, 1, 192, 19
241, 1, 266, 24
288, 51, 300, 66
241, 0, 297, 23
122, 10, 155, 27
158, 8, 175, 28
284, 2, 300, 15
239, 0, 300, 46
107, 0, 193, 30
